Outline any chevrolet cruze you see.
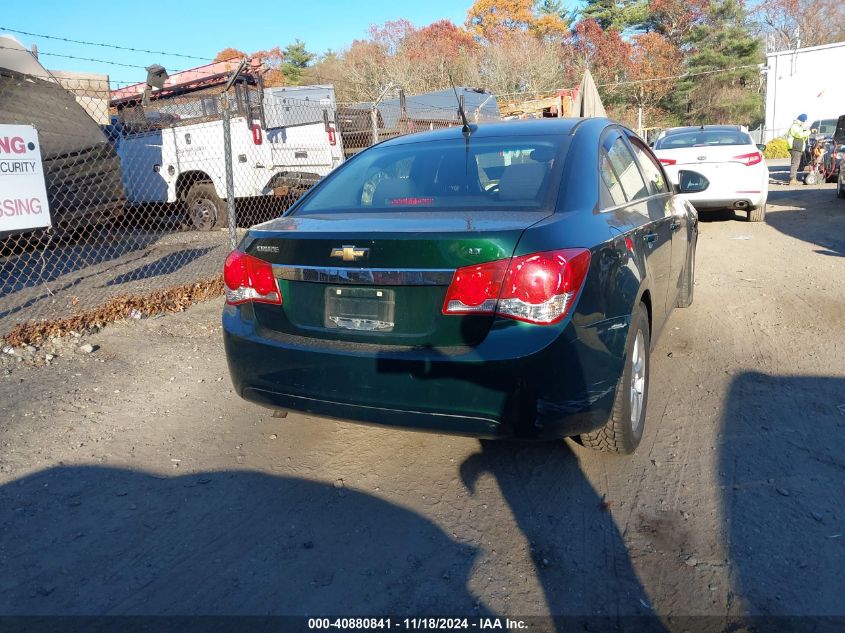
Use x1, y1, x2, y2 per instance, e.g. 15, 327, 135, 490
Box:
223, 118, 699, 454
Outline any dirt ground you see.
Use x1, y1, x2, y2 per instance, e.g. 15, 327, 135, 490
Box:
1, 161, 844, 625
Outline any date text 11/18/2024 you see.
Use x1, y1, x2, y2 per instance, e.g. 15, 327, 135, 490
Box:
307, 617, 529, 630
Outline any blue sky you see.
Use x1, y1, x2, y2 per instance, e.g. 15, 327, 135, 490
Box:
1, 0, 485, 84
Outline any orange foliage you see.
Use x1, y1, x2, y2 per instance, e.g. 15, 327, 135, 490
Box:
214, 47, 247, 62
214, 46, 287, 86
402, 20, 477, 60
628, 32, 681, 106
568, 19, 632, 87
466, 0, 537, 40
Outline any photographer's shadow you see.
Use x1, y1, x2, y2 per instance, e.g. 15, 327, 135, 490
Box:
460, 440, 664, 629
0, 465, 483, 615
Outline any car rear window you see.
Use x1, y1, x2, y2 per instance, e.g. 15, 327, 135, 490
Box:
293, 135, 569, 213
654, 129, 753, 149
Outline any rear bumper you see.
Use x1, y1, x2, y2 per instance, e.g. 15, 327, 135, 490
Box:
687, 197, 766, 210
222, 305, 629, 440
665, 163, 768, 209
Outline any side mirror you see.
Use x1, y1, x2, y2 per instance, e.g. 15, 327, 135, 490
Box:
756, 144, 767, 152
677, 170, 710, 194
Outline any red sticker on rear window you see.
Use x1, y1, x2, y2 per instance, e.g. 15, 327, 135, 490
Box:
389, 197, 434, 206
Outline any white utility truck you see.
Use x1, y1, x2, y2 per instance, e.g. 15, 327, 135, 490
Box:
111, 62, 343, 230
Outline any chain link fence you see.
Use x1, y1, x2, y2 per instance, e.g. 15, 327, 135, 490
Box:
1, 63, 492, 341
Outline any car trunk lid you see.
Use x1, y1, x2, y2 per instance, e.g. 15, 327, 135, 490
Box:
242, 210, 550, 347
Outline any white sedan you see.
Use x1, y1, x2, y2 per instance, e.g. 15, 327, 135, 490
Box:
652, 125, 769, 222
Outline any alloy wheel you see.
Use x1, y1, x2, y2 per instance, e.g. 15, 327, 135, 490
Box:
630, 330, 646, 433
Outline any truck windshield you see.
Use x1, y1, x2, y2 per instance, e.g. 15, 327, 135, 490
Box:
293, 135, 569, 214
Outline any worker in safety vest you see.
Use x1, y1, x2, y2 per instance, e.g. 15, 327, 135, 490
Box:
787, 114, 811, 185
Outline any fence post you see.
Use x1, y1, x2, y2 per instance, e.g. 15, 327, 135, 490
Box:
221, 91, 237, 250
371, 106, 379, 145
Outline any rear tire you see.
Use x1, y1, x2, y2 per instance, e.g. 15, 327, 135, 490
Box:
579, 303, 650, 454
676, 237, 695, 308
186, 182, 226, 231
748, 204, 766, 222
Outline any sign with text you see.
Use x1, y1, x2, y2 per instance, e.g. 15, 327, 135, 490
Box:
0, 124, 51, 233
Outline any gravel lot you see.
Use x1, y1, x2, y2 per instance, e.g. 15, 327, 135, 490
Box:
1, 162, 843, 623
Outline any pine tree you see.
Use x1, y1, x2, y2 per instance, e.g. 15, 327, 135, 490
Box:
281, 40, 315, 85
674, 0, 763, 124
579, 0, 649, 31
536, 0, 564, 17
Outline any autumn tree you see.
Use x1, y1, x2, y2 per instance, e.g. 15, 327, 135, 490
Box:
214, 47, 247, 62
310, 38, 388, 102
567, 19, 632, 87
756, 0, 845, 51
399, 21, 479, 92
253, 46, 286, 86
212, 46, 285, 85
642, 0, 709, 46
466, 0, 537, 40
623, 32, 682, 126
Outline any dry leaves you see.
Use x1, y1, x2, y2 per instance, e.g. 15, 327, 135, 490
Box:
3, 276, 224, 347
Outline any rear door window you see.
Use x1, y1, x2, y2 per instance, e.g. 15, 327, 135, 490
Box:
607, 137, 649, 201
628, 137, 669, 195
295, 136, 569, 213
599, 151, 626, 207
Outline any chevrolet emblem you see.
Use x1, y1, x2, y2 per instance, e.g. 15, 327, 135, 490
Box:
330, 245, 369, 262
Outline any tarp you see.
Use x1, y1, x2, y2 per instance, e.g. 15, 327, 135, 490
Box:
0, 38, 124, 228
572, 69, 606, 118
0, 35, 49, 78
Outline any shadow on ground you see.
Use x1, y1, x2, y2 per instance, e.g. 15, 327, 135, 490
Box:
720, 372, 845, 615
105, 247, 216, 286
460, 440, 665, 627
0, 466, 483, 615
764, 188, 845, 258
0, 454, 669, 629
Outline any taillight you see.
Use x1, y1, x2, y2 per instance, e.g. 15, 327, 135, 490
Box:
442, 248, 591, 325
251, 124, 263, 145
223, 250, 281, 305
733, 151, 762, 166
442, 259, 509, 315
658, 158, 676, 166
327, 126, 336, 146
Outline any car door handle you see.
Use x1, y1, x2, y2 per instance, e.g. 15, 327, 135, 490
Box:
644, 232, 658, 244
670, 219, 683, 231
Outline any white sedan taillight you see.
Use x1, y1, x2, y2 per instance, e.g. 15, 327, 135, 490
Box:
733, 152, 763, 166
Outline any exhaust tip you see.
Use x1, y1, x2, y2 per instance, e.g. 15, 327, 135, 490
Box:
734, 200, 750, 209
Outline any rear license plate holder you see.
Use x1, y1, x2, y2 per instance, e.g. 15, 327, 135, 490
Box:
324, 287, 395, 332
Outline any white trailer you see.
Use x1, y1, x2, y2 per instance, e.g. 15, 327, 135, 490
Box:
114, 81, 344, 230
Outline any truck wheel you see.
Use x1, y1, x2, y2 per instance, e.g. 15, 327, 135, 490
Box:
186, 183, 226, 231
747, 204, 766, 222
676, 237, 695, 308
579, 302, 650, 454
